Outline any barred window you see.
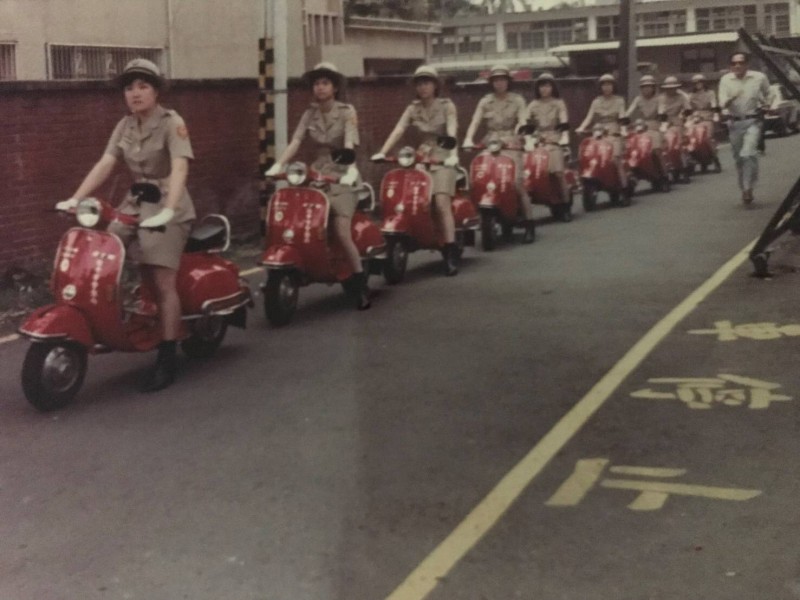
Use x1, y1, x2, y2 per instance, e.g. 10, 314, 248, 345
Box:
696, 5, 757, 32
764, 3, 790, 36
637, 11, 686, 37
48, 44, 163, 80
0, 43, 16, 80
596, 16, 619, 40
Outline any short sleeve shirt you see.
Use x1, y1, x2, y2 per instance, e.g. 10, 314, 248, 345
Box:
291, 101, 359, 176
104, 105, 195, 221
589, 95, 626, 133
526, 97, 569, 143
689, 89, 717, 113
659, 90, 691, 126
474, 92, 526, 143
396, 98, 458, 160
626, 95, 660, 129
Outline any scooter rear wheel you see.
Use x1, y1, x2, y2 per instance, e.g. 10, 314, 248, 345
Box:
264, 271, 299, 327
182, 316, 228, 358
22, 342, 87, 412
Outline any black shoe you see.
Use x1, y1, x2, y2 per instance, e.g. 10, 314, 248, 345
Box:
522, 220, 536, 243
442, 243, 459, 277
343, 273, 371, 310
140, 341, 177, 393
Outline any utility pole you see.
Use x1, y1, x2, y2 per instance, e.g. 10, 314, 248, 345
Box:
618, 0, 637, 103
266, 0, 289, 155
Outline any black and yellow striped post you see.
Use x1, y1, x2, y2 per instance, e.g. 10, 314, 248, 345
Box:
258, 37, 276, 234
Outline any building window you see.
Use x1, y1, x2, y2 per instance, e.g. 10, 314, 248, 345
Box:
636, 11, 687, 37
506, 23, 545, 51
681, 47, 717, 74
596, 15, 619, 40
764, 3, 790, 36
546, 19, 586, 48
48, 45, 162, 80
0, 43, 16, 80
433, 25, 495, 57
696, 5, 757, 32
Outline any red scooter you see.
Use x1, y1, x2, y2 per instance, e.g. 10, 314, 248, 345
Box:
685, 115, 721, 174
625, 119, 671, 194
261, 152, 385, 325
467, 139, 531, 250
578, 126, 631, 211
19, 185, 253, 412
374, 140, 479, 283
520, 130, 580, 224
663, 125, 691, 183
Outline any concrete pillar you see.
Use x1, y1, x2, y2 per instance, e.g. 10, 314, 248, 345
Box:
686, 7, 696, 33
495, 20, 506, 53
587, 14, 598, 41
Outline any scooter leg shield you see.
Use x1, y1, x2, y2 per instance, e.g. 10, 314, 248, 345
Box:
259, 245, 305, 271
381, 214, 410, 235
19, 305, 94, 349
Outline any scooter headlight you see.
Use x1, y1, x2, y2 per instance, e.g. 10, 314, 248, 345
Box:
282, 228, 295, 243
487, 140, 503, 154
394, 202, 405, 214
76, 198, 101, 228
286, 162, 308, 186
398, 147, 416, 168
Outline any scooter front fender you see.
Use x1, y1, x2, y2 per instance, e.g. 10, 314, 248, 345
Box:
381, 214, 410, 235
260, 244, 306, 272
19, 304, 94, 349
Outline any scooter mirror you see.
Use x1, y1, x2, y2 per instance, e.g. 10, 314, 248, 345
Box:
131, 183, 162, 204
331, 148, 356, 166
437, 135, 457, 151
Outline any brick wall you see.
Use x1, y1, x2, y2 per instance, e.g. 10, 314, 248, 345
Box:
0, 76, 596, 272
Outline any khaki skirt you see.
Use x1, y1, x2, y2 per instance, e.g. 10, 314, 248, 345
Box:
430, 165, 456, 197
327, 183, 359, 219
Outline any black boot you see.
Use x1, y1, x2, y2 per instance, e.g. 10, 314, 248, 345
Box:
442, 243, 459, 277
140, 340, 177, 393
343, 272, 371, 310
522, 220, 536, 243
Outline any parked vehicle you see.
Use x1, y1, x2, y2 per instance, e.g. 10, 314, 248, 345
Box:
19, 186, 252, 411
261, 153, 385, 325
685, 115, 721, 173
763, 83, 800, 137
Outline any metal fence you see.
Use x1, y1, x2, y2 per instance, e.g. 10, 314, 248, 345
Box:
47, 44, 163, 80
0, 43, 16, 80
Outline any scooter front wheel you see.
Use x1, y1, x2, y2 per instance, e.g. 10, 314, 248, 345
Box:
22, 342, 87, 412
182, 316, 228, 358
480, 212, 500, 251
264, 271, 299, 327
384, 238, 408, 285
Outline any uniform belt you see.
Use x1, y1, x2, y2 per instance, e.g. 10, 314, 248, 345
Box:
729, 113, 760, 121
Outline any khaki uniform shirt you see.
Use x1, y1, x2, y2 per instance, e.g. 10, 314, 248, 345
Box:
291, 101, 359, 177
472, 92, 526, 144
104, 105, 195, 222
587, 95, 626, 134
395, 98, 458, 161
718, 70, 771, 117
526, 97, 569, 143
626, 94, 661, 130
689, 89, 717, 113
659, 90, 691, 127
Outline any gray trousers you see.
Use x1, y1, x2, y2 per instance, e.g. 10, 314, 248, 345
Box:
728, 119, 761, 192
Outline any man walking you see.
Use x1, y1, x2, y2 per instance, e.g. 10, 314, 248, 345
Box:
718, 52, 771, 206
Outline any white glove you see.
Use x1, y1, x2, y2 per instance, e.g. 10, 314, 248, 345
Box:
461, 138, 475, 150
55, 198, 79, 211
659, 122, 668, 133
139, 208, 175, 228
339, 165, 359, 186
265, 163, 283, 177
444, 155, 459, 167
558, 132, 569, 146
370, 152, 386, 162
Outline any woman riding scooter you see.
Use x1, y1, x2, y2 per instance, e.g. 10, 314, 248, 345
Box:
525, 72, 572, 221
659, 75, 693, 178
371, 65, 461, 276
265, 62, 370, 310
576, 73, 628, 187
55, 58, 194, 393
625, 74, 667, 181
462, 65, 534, 242
688, 73, 720, 131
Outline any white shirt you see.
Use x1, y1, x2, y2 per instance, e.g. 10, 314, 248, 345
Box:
718, 70, 771, 117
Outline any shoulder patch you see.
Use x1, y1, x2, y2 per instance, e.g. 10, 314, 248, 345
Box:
176, 124, 190, 139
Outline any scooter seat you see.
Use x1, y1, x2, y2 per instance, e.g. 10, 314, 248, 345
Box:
185, 223, 227, 253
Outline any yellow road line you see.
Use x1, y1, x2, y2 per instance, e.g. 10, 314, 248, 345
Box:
385, 239, 756, 600
0, 333, 20, 345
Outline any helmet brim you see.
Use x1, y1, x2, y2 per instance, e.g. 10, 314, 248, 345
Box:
303, 68, 344, 90
114, 69, 165, 91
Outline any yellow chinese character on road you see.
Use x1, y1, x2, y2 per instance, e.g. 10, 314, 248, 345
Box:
630, 374, 792, 410
546, 458, 761, 511
689, 320, 800, 341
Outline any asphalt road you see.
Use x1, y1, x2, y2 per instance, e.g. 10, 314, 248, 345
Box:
1, 135, 799, 600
